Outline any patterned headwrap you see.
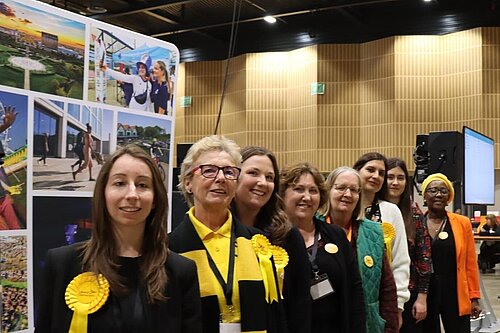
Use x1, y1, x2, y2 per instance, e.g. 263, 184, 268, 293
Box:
421, 173, 454, 204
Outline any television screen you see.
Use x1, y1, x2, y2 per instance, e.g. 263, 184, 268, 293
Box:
463, 126, 495, 205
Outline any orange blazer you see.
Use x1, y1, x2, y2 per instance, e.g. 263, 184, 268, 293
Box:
447, 211, 481, 315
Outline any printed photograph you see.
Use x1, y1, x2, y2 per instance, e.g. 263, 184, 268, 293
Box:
32, 196, 92, 323
32, 98, 114, 192
0, 235, 28, 332
89, 25, 178, 115
0, 90, 27, 231
0, 0, 85, 98
117, 111, 171, 189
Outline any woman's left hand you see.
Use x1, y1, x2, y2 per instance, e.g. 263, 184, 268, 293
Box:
413, 293, 427, 323
471, 298, 481, 319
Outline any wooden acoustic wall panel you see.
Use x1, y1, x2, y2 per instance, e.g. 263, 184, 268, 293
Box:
482, 27, 500, 168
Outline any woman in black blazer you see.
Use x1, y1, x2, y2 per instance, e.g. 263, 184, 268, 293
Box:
35, 144, 202, 333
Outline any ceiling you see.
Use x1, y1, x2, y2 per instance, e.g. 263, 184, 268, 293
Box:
42, 0, 500, 62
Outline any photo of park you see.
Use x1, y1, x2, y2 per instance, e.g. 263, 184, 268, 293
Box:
0, 235, 28, 333
117, 111, 171, 188
89, 24, 178, 114
0, 0, 85, 98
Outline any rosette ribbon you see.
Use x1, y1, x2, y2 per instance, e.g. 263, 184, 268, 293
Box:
65, 272, 110, 333
251, 234, 279, 303
381, 222, 396, 264
270, 245, 289, 298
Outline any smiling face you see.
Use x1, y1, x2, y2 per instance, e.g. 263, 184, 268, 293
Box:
329, 171, 361, 217
358, 159, 386, 194
283, 173, 320, 225
387, 166, 406, 203
105, 154, 155, 230
235, 154, 275, 211
138, 63, 147, 77
423, 180, 450, 212
184, 150, 238, 212
153, 62, 165, 81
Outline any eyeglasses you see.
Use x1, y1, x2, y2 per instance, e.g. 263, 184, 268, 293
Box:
333, 184, 361, 194
425, 187, 450, 196
191, 164, 241, 180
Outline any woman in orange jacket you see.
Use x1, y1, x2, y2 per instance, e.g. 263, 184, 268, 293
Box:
421, 173, 481, 333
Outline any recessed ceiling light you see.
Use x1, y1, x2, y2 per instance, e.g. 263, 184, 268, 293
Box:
423, 0, 432, 2
86, 6, 107, 14
263, 16, 277, 24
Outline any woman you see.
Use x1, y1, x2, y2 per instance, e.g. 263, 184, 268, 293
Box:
232, 146, 311, 333
421, 173, 481, 333
478, 214, 500, 273
73, 123, 94, 181
280, 162, 366, 333
151, 60, 171, 115
169, 135, 285, 333
102, 55, 152, 112
36, 144, 202, 332
38, 133, 49, 165
384, 158, 431, 333
353, 152, 410, 327
322, 166, 398, 333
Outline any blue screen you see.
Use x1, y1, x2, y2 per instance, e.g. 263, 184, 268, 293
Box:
463, 127, 495, 205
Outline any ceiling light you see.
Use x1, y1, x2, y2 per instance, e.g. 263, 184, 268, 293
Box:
263, 16, 277, 24
423, 0, 432, 2
86, 6, 107, 14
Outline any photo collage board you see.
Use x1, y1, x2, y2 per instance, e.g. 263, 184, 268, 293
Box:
0, 0, 179, 331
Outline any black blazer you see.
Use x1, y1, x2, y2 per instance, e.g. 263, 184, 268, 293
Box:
35, 243, 202, 333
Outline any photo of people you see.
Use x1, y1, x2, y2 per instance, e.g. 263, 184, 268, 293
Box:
32, 98, 113, 192
88, 25, 178, 115
32, 196, 92, 323
0, 0, 85, 98
0, 90, 27, 231
0, 235, 28, 333
117, 111, 171, 189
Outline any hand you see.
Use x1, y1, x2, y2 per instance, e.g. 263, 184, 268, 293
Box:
412, 294, 428, 323
471, 299, 481, 319
1, 106, 17, 132
100, 63, 108, 72
398, 309, 403, 329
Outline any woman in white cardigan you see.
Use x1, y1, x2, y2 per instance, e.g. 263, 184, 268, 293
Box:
354, 152, 411, 329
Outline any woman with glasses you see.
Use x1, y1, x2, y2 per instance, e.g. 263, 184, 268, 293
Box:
232, 146, 311, 333
321, 166, 398, 333
383, 158, 431, 333
420, 173, 481, 333
169, 135, 285, 333
280, 163, 366, 333
353, 152, 410, 329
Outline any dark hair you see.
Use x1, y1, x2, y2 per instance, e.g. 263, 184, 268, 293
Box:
81, 144, 168, 303
353, 152, 389, 204
233, 146, 291, 246
279, 162, 328, 211
86, 123, 92, 132
385, 157, 415, 242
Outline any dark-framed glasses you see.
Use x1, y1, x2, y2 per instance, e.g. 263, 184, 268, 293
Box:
191, 164, 241, 180
425, 187, 450, 196
333, 184, 361, 194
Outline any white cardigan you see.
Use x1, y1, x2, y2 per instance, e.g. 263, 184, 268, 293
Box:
378, 199, 411, 310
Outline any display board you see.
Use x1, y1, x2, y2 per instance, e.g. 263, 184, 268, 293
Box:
0, 1, 179, 331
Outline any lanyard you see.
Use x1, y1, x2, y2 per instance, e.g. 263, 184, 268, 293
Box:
203, 225, 236, 307
307, 229, 320, 275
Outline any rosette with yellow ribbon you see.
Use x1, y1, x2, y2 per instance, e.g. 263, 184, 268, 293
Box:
252, 234, 279, 303
270, 245, 289, 298
65, 272, 110, 333
381, 222, 396, 264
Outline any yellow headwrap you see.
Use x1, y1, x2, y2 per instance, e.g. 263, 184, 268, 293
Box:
421, 173, 454, 204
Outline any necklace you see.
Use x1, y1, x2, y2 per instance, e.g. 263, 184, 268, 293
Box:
428, 217, 446, 235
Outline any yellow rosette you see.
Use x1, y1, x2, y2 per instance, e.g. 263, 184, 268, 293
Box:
65, 272, 110, 333
270, 245, 289, 298
381, 222, 396, 264
252, 234, 279, 303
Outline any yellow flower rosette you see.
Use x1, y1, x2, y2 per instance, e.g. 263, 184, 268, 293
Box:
381, 222, 396, 264
270, 245, 289, 298
65, 272, 110, 333
252, 234, 279, 303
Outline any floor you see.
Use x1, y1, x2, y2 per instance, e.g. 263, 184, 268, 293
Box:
478, 268, 500, 332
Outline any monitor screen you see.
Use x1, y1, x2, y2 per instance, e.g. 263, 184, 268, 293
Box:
463, 126, 495, 205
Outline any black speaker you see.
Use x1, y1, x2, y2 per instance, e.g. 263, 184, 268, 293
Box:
413, 134, 430, 184
176, 143, 192, 167
428, 131, 463, 182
